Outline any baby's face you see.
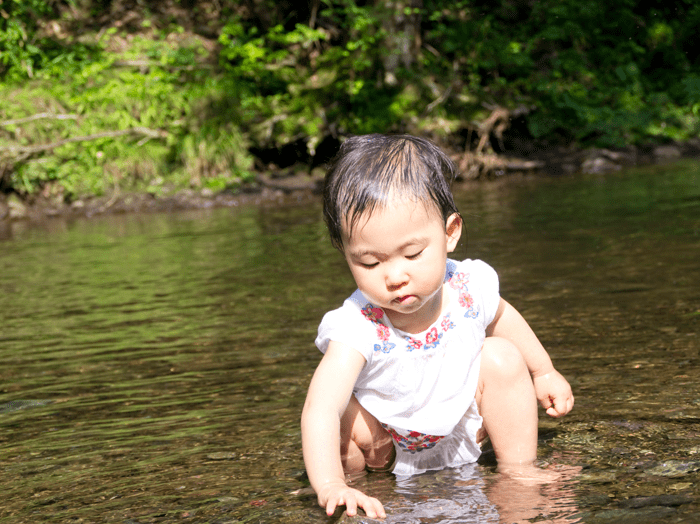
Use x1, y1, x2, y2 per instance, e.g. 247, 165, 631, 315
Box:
342, 200, 461, 332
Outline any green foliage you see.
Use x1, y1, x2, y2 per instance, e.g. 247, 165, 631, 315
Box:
218, 19, 331, 153
421, 0, 700, 147
0, 0, 54, 79
219, 7, 395, 153
1, 0, 699, 201
1, 27, 254, 199
0, 0, 99, 81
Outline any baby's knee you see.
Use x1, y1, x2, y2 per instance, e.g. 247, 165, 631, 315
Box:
341, 440, 368, 474
341, 396, 395, 472
481, 336, 529, 381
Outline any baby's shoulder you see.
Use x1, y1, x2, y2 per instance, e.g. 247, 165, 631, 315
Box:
322, 290, 373, 323
445, 258, 500, 325
317, 290, 385, 356
448, 257, 496, 275
446, 258, 498, 288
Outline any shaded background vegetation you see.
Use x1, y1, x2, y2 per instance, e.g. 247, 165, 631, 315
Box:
1, 0, 699, 202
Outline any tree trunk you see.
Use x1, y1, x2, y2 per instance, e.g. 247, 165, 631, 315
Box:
379, 0, 423, 85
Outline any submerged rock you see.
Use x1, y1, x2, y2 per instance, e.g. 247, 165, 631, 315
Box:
334, 510, 385, 523
206, 451, 237, 460
619, 494, 693, 509
0, 399, 53, 413
643, 460, 700, 478
591, 506, 677, 523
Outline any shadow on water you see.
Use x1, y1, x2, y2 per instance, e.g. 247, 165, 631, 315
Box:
1, 161, 698, 523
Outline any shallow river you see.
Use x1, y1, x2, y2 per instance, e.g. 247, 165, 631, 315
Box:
1, 160, 699, 523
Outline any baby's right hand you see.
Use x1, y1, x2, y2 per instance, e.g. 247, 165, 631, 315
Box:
318, 481, 386, 519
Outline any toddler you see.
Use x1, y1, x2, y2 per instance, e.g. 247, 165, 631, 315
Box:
301, 134, 574, 519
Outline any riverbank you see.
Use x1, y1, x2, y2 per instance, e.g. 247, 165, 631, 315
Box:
2, 138, 700, 225
3, 2, 700, 221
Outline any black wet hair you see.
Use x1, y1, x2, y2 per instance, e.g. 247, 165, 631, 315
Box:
322, 134, 461, 251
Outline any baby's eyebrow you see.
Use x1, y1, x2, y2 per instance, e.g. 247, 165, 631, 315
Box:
349, 249, 382, 259
349, 238, 427, 259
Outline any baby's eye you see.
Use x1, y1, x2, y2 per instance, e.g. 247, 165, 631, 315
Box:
406, 251, 423, 260
360, 261, 379, 269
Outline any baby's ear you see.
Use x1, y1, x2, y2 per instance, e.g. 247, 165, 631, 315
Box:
445, 213, 462, 252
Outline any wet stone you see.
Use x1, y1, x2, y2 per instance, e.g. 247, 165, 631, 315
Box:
619, 494, 693, 509
579, 471, 619, 483
669, 482, 694, 491
582, 156, 621, 174
653, 145, 682, 162
589, 506, 677, 523
206, 452, 237, 460
216, 496, 241, 504
335, 512, 384, 524
0, 399, 53, 413
643, 460, 700, 478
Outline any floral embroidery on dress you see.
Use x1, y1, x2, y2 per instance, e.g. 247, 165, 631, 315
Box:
362, 304, 396, 353
441, 314, 456, 332
449, 271, 479, 319
360, 266, 469, 354
405, 337, 423, 352
374, 322, 395, 353
381, 423, 445, 453
362, 304, 384, 323
424, 327, 442, 350
404, 312, 455, 352
374, 340, 396, 353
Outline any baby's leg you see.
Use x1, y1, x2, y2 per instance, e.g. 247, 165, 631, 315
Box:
340, 395, 395, 475
475, 336, 539, 471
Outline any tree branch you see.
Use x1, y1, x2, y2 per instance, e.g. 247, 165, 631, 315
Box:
0, 127, 169, 158
112, 60, 214, 71
0, 113, 79, 127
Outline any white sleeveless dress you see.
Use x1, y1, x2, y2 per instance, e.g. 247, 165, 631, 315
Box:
316, 259, 500, 476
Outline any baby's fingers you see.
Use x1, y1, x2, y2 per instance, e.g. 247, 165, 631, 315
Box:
545, 393, 574, 417
343, 496, 359, 517
358, 494, 386, 519
325, 492, 356, 517
325, 497, 338, 517
325, 496, 348, 517
325, 489, 385, 520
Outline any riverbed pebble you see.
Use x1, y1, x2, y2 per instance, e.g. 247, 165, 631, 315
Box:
643, 460, 700, 478
206, 451, 237, 460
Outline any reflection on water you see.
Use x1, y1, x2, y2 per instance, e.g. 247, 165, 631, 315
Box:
1, 162, 698, 523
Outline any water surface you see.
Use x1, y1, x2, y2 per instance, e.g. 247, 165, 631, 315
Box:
1, 161, 698, 523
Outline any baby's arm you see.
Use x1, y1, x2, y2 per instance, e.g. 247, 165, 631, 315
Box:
486, 298, 574, 417
301, 341, 386, 519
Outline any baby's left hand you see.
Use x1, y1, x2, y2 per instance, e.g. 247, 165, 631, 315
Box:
533, 369, 574, 417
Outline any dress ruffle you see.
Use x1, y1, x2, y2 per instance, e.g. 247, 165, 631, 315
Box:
391, 401, 483, 477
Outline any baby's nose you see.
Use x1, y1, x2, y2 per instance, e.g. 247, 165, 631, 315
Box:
385, 264, 408, 291
386, 281, 407, 292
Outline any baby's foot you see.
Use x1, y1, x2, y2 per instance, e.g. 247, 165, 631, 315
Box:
497, 463, 562, 484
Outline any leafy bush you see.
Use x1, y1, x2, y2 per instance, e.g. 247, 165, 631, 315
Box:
1, 0, 699, 201
1, 26, 254, 199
